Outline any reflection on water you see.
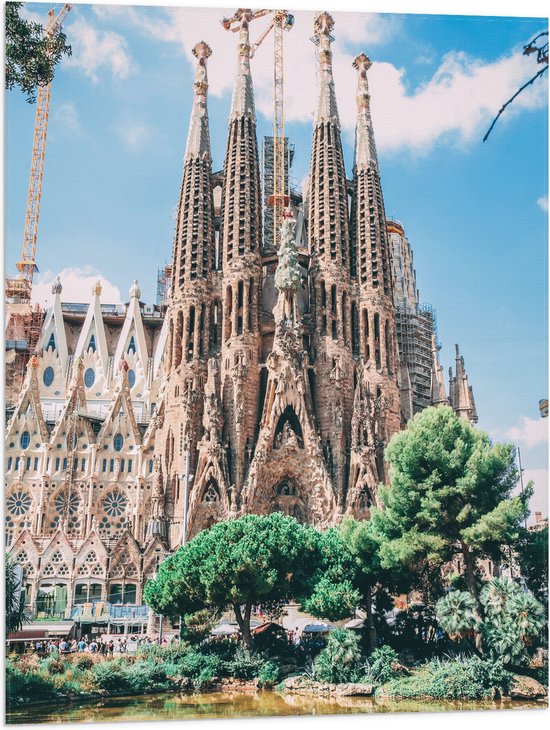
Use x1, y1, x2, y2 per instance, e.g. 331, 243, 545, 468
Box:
7, 690, 547, 725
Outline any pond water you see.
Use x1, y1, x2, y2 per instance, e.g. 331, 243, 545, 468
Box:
7, 691, 547, 725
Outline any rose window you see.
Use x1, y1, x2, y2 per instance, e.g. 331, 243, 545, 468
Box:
103, 491, 128, 517
54, 491, 79, 515
7, 491, 31, 516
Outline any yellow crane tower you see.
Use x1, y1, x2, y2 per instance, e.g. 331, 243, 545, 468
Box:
5, 3, 72, 406
221, 8, 294, 250
6, 3, 72, 308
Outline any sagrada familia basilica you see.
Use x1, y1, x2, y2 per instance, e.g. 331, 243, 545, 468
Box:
5, 12, 478, 614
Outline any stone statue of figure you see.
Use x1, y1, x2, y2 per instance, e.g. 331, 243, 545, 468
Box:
283, 421, 298, 449
274, 217, 301, 327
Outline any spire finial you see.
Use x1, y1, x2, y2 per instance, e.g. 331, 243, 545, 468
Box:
51, 275, 62, 295
129, 279, 141, 299
92, 280, 102, 297
230, 9, 255, 120
313, 12, 339, 126
353, 52, 379, 171
185, 41, 212, 161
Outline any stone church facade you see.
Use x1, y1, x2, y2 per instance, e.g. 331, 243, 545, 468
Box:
5, 12, 478, 616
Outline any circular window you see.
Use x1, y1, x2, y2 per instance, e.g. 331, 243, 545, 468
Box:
54, 491, 79, 515
128, 369, 136, 388
103, 490, 128, 517
43, 367, 55, 387
84, 368, 95, 388
114, 433, 124, 452
7, 491, 31, 516
20, 431, 30, 449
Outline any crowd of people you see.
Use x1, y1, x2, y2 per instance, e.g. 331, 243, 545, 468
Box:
27, 634, 174, 656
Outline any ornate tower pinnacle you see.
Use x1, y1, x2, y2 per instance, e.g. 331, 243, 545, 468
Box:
353, 53, 378, 172
184, 41, 212, 162
449, 344, 478, 423
313, 12, 339, 127
230, 9, 255, 120
171, 43, 215, 293
430, 334, 448, 406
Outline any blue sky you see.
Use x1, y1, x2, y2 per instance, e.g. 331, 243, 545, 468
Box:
5, 1, 548, 519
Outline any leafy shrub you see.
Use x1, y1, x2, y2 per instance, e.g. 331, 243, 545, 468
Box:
224, 644, 265, 680
368, 645, 399, 684
6, 664, 58, 706
40, 656, 67, 675
380, 655, 512, 700
177, 651, 223, 689
314, 628, 364, 684
91, 659, 133, 693
126, 661, 170, 693
258, 661, 281, 688
436, 591, 476, 637
72, 654, 96, 670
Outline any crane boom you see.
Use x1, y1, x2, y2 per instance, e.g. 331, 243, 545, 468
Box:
14, 4, 72, 303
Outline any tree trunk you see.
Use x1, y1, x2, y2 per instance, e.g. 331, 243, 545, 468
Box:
461, 543, 484, 653
364, 583, 377, 652
233, 603, 253, 650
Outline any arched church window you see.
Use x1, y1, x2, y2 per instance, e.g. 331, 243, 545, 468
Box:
87, 334, 96, 353
20, 431, 30, 449
43, 366, 55, 387
127, 336, 136, 354
114, 433, 124, 452
46, 333, 56, 351
84, 368, 95, 388
128, 369, 136, 388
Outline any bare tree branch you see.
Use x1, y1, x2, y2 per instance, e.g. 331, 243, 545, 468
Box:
483, 64, 548, 143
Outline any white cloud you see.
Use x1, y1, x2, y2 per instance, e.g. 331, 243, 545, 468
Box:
505, 416, 549, 449
116, 121, 154, 152
537, 195, 548, 211
99, 7, 546, 155
32, 267, 122, 308
54, 101, 81, 134
65, 18, 136, 83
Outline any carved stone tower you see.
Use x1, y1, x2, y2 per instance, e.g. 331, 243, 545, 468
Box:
154, 42, 216, 545
219, 9, 263, 500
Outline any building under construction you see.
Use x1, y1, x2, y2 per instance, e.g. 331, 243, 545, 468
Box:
387, 219, 437, 416
5, 10, 479, 618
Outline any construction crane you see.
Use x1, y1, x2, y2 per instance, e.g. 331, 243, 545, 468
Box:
6, 3, 72, 307
221, 8, 294, 250
5, 4, 72, 409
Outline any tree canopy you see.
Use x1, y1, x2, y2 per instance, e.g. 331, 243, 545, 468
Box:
5, 2, 71, 102
369, 406, 530, 645
144, 512, 320, 648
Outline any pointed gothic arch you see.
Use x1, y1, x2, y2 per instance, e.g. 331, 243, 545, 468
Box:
273, 406, 304, 449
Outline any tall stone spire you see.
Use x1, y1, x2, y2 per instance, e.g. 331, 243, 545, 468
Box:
350, 51, 400, 444
351, 53, 392, 295
219, 9, 263, 496
172, 42, 215, 291
430, 334, 448, 406
155, 42, 217, 550
306, 13, 353, 512
314, 11, 339, 127
449, 344, 478, 423
220, 8, 262, 265
307, 12, 350, 271
230, 9, 255, 120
